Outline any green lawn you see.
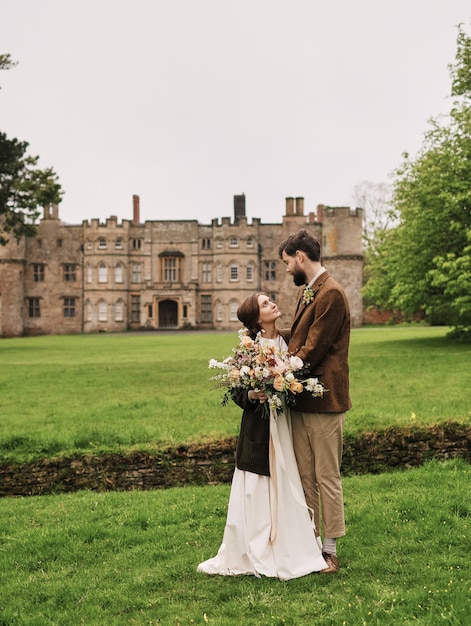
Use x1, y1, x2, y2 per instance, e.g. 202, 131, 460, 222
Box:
1, 325, 470, 462
0, 326, 470, 624
0, 459, 469, 625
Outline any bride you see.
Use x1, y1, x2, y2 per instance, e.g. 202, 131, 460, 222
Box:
197, 293, 327, 580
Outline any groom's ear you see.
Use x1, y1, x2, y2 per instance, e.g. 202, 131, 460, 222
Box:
295, 250, 305, 264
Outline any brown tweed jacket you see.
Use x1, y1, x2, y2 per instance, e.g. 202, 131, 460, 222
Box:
288, 271, 352, 414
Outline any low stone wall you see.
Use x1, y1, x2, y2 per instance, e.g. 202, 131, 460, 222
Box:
0, 422, 469, 497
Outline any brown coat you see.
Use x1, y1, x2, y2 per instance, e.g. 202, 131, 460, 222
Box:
288, 271, 352, 414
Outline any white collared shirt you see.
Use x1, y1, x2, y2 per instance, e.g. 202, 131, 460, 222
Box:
306, 266, 326, 289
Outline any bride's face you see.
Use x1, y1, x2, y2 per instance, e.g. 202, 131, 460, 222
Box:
257, 294, 281, 327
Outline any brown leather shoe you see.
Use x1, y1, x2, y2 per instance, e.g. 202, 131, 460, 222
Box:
321, 552, 340, 573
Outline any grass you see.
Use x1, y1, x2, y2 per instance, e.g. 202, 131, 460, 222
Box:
0, 326, 470, 624
0, 325, 470, 463
0, 459, 469, 625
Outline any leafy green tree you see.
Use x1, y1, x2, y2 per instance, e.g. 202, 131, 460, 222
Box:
0, 53, 17, 84
363, 23, 471, 339
1, 55, 64, 244
0, 132, 64, 244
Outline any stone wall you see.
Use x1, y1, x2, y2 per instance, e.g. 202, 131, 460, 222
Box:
0, 422, 468, 497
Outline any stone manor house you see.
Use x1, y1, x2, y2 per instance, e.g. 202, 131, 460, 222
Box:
0, 195, 363, 337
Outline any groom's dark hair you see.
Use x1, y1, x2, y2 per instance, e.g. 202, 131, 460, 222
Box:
278, 229, 321, 262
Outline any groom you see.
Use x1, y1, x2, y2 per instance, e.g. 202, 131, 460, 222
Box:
278, 229, 352, 574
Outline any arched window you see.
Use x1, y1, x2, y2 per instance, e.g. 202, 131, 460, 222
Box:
86, 300, 92, 322
246, 263, 254, 282
98, 263, 108, 283
115, 263, 123, 283
86, 264, 92, 283
229, 300, 239, 321
216, 300, 223, 322
115, 299, 124, 322
216, 264, 223, 282
98, 300, 108, 321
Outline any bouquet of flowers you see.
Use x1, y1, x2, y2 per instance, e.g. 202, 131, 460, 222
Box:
209, 328, 326, 416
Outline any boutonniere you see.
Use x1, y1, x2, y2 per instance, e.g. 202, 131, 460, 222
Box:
302, 286, 315, 305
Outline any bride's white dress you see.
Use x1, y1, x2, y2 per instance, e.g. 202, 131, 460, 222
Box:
197, 352, 327, 580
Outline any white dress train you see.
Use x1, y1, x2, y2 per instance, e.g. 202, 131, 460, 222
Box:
197, 407, 327, 580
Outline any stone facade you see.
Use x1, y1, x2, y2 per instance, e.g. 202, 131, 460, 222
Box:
0, 195, 363, 337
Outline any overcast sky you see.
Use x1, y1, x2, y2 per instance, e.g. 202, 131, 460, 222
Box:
1, 0, 469, 225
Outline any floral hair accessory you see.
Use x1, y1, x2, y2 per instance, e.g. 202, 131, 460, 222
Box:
302, 286, 315, 305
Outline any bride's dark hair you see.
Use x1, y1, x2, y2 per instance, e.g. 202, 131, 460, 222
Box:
237, 293, 263, 340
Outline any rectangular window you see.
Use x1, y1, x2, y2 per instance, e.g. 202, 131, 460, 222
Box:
264, 261, 277, 281
132, 263, 142, 283
33, 264, 45, 282
132, 239, 142, 250
202, 262, 211, 283
230, 264, 239, 281
28, 297, 41, 318
201, 295, 212, 322
202, 238, 211, 249
163, 257, 181, 282
63, 297, 76, 318
131, 295, 140, 323
64, 264, 76, 281
98, 238, 107, 249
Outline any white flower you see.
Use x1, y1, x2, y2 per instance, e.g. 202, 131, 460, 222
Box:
289, 355, 304, 370
305, 377, 325, 396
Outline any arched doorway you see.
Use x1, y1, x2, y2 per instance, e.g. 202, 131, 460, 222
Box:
158, 299, 178, 328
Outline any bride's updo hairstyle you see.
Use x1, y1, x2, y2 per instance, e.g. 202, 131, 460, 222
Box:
237, 292, 263, 340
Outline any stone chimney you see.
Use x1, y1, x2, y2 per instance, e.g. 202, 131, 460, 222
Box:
234, 194, 246, 222
133, 195, 140, 224
295, 197, 304, 215
285, 197, 294, 215
42, 203, 59, 220
316, 204, 324, 223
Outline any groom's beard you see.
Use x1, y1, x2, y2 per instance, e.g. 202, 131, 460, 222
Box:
293, 268, 307, 287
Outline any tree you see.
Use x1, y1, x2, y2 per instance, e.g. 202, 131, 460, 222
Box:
0, 132, 64, 244
352, 180, 394, 246
0, 53, 17, 90
363, 23, 471, 339
0, 55, 64, 243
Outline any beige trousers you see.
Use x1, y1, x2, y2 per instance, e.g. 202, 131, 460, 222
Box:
290, 410, 346, 539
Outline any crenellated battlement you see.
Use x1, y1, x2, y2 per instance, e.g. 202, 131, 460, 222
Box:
0, 193, 364, 337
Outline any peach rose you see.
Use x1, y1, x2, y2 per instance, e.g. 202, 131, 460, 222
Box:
230, 368, 241, 381
240, 335, 254, 348
289, 381, 304, 394
273, 375, 285, 392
